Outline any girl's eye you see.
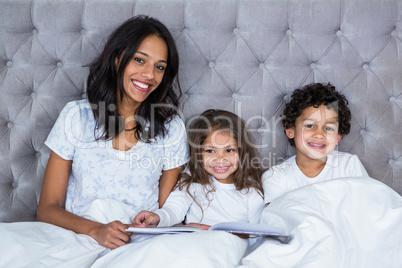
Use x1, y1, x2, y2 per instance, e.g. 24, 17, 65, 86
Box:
205, 149, 214, 153
226, 148, 235, 153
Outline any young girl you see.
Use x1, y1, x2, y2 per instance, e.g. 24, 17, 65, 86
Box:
133, 109, 265, 228
36, 15, 189, 250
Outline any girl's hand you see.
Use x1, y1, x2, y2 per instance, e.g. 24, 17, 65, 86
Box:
89, 220, 132, 249
132, 211, 160, 227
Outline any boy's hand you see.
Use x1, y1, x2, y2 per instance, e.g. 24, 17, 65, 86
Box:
132, 211, 160, 227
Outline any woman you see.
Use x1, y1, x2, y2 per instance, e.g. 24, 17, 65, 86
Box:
37, 15, 188, 250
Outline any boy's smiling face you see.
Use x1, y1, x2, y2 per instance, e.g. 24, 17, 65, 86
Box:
286, 104, 342, 163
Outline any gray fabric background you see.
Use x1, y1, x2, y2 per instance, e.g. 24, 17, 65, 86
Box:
1, 0, 401, 222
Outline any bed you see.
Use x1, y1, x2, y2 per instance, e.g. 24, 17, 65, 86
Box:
1, 0, 401, 267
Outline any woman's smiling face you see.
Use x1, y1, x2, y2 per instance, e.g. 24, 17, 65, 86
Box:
119, 34, 168, 111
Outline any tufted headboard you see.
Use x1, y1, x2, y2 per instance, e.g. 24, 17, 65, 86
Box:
1, 0, 401, 222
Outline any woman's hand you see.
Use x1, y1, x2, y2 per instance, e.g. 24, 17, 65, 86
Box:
89, 220, 132, 249
132, 211, 160, 227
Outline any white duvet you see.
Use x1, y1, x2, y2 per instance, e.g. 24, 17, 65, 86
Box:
0, 176, 401, 268
240, 177, 402, 268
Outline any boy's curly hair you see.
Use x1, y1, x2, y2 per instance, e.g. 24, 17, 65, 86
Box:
282, 83, 351, 146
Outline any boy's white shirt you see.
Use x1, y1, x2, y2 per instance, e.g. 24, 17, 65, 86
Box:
263, 151, 369, 203
155, 176, 264, 227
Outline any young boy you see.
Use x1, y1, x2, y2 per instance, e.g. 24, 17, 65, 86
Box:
263, 83, 369, 204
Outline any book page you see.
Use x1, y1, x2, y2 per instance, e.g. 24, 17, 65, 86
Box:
126, 222, 290, 243
126, 226, 203, 235
210, 222, 287, 236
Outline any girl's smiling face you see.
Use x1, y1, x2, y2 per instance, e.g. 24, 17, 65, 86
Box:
286, 104, 342, 163
118, 34, 168, 112
202, 130, 239, 184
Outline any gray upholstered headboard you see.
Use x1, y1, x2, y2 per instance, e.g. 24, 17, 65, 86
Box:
1, 0, 401, 222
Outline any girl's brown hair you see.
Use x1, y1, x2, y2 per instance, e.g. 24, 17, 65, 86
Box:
176, 109, 263, 207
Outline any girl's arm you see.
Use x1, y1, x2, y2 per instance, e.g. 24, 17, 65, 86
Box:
248, 190, 266, 224
37, 151, 132, 249
152, 175, 194, 227
158, 166, 183, 207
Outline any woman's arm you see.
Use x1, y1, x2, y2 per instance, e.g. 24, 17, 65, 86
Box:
37, 151, 131, 249
158, 166, 183, 207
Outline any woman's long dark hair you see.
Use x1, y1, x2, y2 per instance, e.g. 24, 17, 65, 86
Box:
86, 15, 181, 142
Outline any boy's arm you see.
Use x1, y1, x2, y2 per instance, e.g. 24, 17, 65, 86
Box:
340, 153, 369, 177
347, 154, 370, 178
262, 169, 287, 204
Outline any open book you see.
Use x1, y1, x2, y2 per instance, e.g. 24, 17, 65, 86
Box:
126, 222, 290, 243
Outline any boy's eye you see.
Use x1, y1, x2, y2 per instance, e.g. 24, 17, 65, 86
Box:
325, 126, 334, 131
304, 124, 314, 129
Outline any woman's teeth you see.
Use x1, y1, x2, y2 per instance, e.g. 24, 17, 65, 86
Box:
133, 80, 149, 89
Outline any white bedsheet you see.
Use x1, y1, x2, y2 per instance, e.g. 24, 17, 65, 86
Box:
0, 198, 248, 268
91, 231, 248, 268
0, 222, 106, 267
1, 177, 401, 268
239, 177, 402, 268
